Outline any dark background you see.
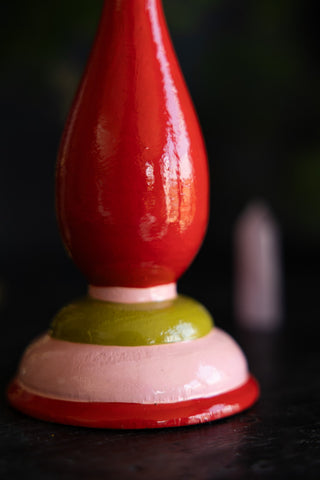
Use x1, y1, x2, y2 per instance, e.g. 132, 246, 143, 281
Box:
0, 1, 319, 478
1, 0, 319, 326
1, 0, 320, 321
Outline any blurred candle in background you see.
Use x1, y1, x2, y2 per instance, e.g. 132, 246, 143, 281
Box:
234, 201, 284, 331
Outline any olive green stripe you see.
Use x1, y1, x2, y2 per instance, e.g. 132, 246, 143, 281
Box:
50, 295, 213, 346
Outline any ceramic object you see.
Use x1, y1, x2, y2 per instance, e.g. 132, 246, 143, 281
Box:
7, 0, 259, 428
234, 202, 283, 330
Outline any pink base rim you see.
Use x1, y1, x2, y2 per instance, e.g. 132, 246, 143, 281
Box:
7, 376, 259, 429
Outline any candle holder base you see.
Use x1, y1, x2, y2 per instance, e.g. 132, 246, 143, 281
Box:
7, 308, 259, 429
7, 376, 258, 429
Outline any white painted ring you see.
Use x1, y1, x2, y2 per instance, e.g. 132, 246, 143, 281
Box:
88, 283, 178, 303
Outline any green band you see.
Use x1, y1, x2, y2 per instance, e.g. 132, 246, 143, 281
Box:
50, 295, 213, 346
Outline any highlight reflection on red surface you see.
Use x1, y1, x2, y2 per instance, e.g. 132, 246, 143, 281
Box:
56, 0, 209, 287
7, 376, 259, 429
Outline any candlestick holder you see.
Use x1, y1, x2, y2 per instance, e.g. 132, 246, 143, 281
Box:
7, 0, 259, 428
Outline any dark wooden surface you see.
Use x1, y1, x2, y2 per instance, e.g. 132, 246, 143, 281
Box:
1, 258, 319, 479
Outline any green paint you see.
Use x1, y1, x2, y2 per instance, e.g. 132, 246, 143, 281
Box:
50, 295, 213, 346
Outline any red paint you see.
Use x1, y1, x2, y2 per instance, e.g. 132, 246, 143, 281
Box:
56, 0, 209, 287
7, 376, 259, 429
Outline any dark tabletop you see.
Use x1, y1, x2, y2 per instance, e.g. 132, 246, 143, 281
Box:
1, 255, 319, 480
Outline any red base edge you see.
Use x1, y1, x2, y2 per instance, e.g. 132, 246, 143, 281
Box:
7, 376, 259, 429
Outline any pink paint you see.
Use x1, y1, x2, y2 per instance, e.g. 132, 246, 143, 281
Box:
15, 329, 249, 404
88, 283, 177, 303
234, 202, 283, 330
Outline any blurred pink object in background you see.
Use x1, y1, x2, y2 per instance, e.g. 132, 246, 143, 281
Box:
234, 201, 283, 330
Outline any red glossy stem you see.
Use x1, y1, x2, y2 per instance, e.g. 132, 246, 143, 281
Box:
7, 376, 259, 429
56, 0, 209, 287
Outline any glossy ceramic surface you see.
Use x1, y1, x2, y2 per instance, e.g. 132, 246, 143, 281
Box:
89, 283, 178, 303
50, 295, 213, 345
7, 0, 259, 429
56, 0, 209, 287
9, 329, 250, 404
8, 376, 259, 429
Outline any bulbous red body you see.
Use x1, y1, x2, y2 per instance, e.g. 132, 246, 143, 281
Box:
56, 0, 209, 287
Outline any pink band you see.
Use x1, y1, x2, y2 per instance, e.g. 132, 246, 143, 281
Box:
15, 329, 249, 404
88, 283, 177, 303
